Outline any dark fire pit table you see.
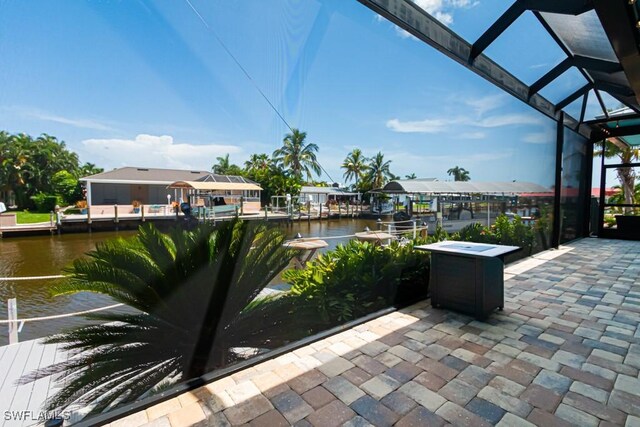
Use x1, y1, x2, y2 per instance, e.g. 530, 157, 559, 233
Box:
415, 241, 520, 319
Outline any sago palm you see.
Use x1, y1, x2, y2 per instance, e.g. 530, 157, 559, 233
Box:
20, 220, 306, 415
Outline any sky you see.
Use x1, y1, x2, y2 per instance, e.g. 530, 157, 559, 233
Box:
0, 0, 618, 187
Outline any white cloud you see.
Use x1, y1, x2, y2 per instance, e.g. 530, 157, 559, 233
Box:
81, 134, 242, 170
375, 0, 477, 35
386, 112, 541, 134
460, 131, 486, 139
522, 132, 551, 144
386, 117, 455, 133
7, 106, 114, 131
477, 113, 543, 128
529, 63, 551, 70
465, 94, 507, 117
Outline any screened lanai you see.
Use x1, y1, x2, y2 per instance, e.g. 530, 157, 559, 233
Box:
357, 0, 640, 245
4, 1, 640, 426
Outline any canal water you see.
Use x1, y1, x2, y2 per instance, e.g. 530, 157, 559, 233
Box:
0, 218, 379, 344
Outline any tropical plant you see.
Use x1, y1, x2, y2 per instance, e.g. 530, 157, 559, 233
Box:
365, 152, 394, 189
595, 140, 639, 213
0, 131, 87, 208
405, 173, 417, 180
79, 162, 104, 177
273, 129, 321, 182
447, 166, 470, 181
284, 238, 431, 324
246, 163, 301, 205
20, 220, 306, 415
244, 153, 271, 172
211, 153, 244, 176
341, 149, 369, 190
52, 170, 83, 205
457, 214, 536, 256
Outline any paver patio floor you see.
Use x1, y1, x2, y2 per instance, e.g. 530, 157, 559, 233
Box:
109, 238, 640, 427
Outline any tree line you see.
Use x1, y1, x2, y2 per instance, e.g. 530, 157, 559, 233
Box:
1, 128, 473, 210
213, 128, 470, 204
0, 131, 102, 210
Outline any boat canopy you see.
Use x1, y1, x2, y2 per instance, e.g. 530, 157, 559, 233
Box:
168, 180, 262, 191
300, 186, 359, 196
380, 180, 552, 195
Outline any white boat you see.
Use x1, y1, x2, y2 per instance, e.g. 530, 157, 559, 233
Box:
371, 201, 394, 215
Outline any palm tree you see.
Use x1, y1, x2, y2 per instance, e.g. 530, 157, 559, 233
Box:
447, 166, 470, 181
341, 149, 369, 190
405, 173, 417, 180
244, 153, 271, 172
595, 140, 640, 211
273, 129, 321, 182
20, 220, 314, 415
366, 152, 394, 189
79, 162, 104, 178
212, 154, 231, 174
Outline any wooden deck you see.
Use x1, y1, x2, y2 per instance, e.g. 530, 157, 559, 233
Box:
0, 223, 57, 238
0, 339, 68, 427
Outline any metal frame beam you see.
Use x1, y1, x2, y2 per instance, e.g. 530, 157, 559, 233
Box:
526, 0, 593, 15
555, 84, 592, 112
584, 111, 640, 125
579, 93, 588, 124
469, 1, 595, 63
593, 0, 640, 105
356, 0, 593, 139
573, 55, 622, 73
602, 123, 640, 138
529, 58, 572, 99
469, 2, 525, 63
552, 112, 564, 249
528, 56, 621, 100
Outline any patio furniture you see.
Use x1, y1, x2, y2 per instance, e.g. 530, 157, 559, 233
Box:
615, 215, 640, 240
415, 241, 520, 319
284, 239, 328, 269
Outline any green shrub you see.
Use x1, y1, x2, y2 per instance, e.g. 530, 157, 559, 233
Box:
457, 222, 496, 244
457, 214, 536, 256
51, 170, 82, 205
283, 237, 431, 325
30, 193, 61, 212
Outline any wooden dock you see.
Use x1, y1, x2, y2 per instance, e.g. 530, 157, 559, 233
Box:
0, 339, 68, 427
0, 223, 57, 238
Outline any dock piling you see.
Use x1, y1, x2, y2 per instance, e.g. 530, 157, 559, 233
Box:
8, 298, 18, 344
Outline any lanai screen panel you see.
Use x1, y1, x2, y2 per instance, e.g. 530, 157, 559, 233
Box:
540, 10, 617, 62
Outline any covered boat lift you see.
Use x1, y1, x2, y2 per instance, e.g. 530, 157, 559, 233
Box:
376, 180, 553, 231
168, 174, 262, 216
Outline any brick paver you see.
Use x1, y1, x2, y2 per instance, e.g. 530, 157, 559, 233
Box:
105, 238, 640, 426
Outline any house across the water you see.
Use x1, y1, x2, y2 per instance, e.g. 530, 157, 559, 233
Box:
81, 167, 261, 210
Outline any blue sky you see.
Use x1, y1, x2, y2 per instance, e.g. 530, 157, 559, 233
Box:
0, 0, 610, 187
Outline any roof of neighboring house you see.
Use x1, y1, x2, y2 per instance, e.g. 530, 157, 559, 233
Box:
169, 181, 262, 191
300, 186, 359, 196
81, 167, 211, 184
380, 180, 552, 194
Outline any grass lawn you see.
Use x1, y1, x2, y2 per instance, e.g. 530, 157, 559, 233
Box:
15, 211, 52, 224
